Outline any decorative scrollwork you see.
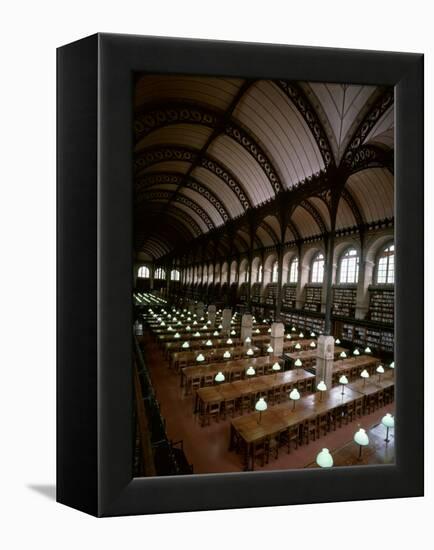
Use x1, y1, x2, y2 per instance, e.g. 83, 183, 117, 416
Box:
341, 188, 364, 227
342, 89, 394, 167
276, 81, 334, 168
136, 173, 230, 222
349, 144, 394, 174
224, 125, 281, 194
134, 104, 219, 142
299, 199, 328, 234
200, 157, 251, 209
138, 190, 215, 230
134, 146, 197, 174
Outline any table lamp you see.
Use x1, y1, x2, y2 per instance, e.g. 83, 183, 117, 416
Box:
294, 342, 302, 351
289, 388, 300, 410
196, 353, 205, 362
309, 341, 316, 349
339, 351, 347, 359
182, 341, 190, 349
226, 338, 233, 345
354, 428, 369, 459
167, 326, 173, 331
272, 362, 281, 379
246, 366, 256, 383
310, 331, 316, 337
245, 336, 252, 344
186, 325, 191, 331
255, 397, 267, 423
286, 333, 292, 340
160, 321, 166, 327
291, 326, 296, 332
299, 332, 304, 338
353, 348, 360, 356
194, 331, 201, 337
218, 324, 223, 329
193, 320, 198, 325
339, 375, 348, 395
246, 348, 254, 356
215, 372, 225, 384
335, 338, 341, 345
223, 351, 231, 359
376, 364, 385, 382
202, 325, 207, 330
213, 330, 219, 336
267, 345, 274, 354
255, 328, 260, 334
317, 380, 327, 401
389, 361, 395, 370
205, 339, 213, 347
364, 346, 372, 354
381, 413, 394, 443
316, 448, 333, 468
360, 369, 369, 386
294, 358, 302, 372
267, 328, 271, 334
231, 329, 236, 335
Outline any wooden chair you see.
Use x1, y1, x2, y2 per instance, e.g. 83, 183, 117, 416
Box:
318, 412, 329, 437
191, 375, 202, 393
354, 397, 364, 418
240, 394, 252, 415
256, 365, 265, 376
252, 439, 268, 469
266, 435, 280, 462
280, 424, 299, 453
343, 402, 355, 424
203, 373, 214, 387
203, 402, 221, 426
302, 418, 317, 445
223, 398, 236, 419
230, 370, 242, 382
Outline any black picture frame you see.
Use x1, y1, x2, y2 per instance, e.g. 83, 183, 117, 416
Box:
57, 33, 424, 517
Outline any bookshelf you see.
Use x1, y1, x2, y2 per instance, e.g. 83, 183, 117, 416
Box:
332, 286, 357, 317
265, 283, 278, 307
283, 284, 297, 308
304, 285, 322, 312
337, 320, 394, 353
251, 283, 262, 304
368, 286, 394, 324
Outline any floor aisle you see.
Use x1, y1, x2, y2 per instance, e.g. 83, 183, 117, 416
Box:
141, 332, 394, 474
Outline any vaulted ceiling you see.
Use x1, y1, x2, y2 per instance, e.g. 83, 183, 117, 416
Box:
134, 75, 394, 261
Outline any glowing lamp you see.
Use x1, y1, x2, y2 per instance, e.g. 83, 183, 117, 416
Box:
316, 448, 333, 468
196, 353, 205, 362
214, 372, 225, 383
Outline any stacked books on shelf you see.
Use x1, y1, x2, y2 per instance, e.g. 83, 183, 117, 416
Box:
332, 286, 357, 317
304, 286, 322, 312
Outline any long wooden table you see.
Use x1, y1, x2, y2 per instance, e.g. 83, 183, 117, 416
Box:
229, 373, 394, 470
181, 355, 285, 393
163, 334, 270, 357
195, 369, 315, 425
171, 345, 261, 370
285, 346, 347, 369
305, 422, 395, 468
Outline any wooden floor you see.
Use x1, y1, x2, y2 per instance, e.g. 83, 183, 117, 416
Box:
142, 332, 394, 474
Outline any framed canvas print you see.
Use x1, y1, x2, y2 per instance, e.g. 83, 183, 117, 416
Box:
57, 33, 424, 517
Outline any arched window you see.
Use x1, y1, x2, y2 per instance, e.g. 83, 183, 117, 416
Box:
288, 257, 298, 283
311, 253, 325, 283
138, 266, 150, 278
170, 269, 180, 281
376, 244, 394, 284
271, 261, 279, 283
257, 264, 263, 283
338, 248, 359, 284
155, 267, 166, 280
